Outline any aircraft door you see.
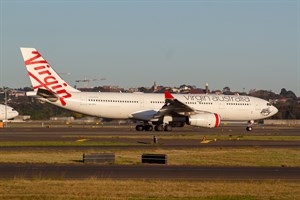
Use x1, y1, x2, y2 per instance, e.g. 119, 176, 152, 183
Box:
218, 102, 227, 119
219, 102, 225, 109
139, 98, 145, 108
255, 99, 261, 111
80, 94, 87, 106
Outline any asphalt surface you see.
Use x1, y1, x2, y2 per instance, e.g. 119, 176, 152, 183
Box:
2, 125, 300, 136
0, 126, 299, 150
0, 163, 299, 180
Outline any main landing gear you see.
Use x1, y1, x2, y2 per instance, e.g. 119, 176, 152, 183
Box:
135, 124, 153, 131
135, 124, 172, 132
154, 124, 172, 132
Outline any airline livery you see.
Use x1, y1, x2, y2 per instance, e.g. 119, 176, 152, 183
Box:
20, 48, 278, 131
0, 104, 19, 121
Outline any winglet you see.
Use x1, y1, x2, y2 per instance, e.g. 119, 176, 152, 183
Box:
164, 91, 174, 99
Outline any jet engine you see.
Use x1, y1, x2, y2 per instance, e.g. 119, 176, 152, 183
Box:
187, 113, 221, 128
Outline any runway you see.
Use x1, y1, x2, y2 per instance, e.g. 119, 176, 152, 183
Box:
2, 125, 300, 136
0, 163, 299, 180
0, 126, 299, 150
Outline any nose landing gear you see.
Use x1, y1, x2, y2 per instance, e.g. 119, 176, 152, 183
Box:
246, 126, 253, 131
246, 120, 254, 131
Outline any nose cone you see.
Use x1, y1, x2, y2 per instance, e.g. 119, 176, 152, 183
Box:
12, 111, 19, 118
8, 110, 19, 119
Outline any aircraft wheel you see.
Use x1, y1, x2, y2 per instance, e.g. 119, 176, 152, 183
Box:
155, 124, 164, 131
145, 125, 153, 131
246, 127, 253, 132
136, 125, 144, 131
164, 124, 172, 132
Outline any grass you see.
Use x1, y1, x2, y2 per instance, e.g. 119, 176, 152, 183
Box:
62, 134, 300, 141
0, 179, 299, 200
110, 148, 300, 166
0, 148, 300, 167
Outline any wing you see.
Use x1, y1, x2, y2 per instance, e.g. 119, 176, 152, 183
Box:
154, 91, 205, 118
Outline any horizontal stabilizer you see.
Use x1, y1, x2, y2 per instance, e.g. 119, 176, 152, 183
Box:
37, 88, 59, 102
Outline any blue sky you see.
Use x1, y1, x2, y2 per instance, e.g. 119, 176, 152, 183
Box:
0, 0, 299, 95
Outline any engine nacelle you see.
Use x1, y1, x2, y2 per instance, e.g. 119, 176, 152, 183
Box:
187, 113, 221, 128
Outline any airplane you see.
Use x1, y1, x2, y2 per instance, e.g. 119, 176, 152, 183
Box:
0, 104, 19, 121
20, 47, 278, 132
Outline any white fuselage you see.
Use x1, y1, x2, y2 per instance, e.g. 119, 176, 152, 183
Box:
46, 92, 278, 122
0, 104, 19, 121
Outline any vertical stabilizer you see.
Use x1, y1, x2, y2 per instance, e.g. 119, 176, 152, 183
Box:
20, 48, 80, 106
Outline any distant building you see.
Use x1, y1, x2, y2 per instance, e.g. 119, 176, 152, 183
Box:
171, 88, 179, 93
190, 89, 205, 94
127, 88, 139, 93
153, 81, 158, 92
102, 85, 124, 92
223, 87, 234, 95
277, 98, 291, 103
11, 90, 26, 97
212, 90, 222, 95
205, 83, 209, 94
